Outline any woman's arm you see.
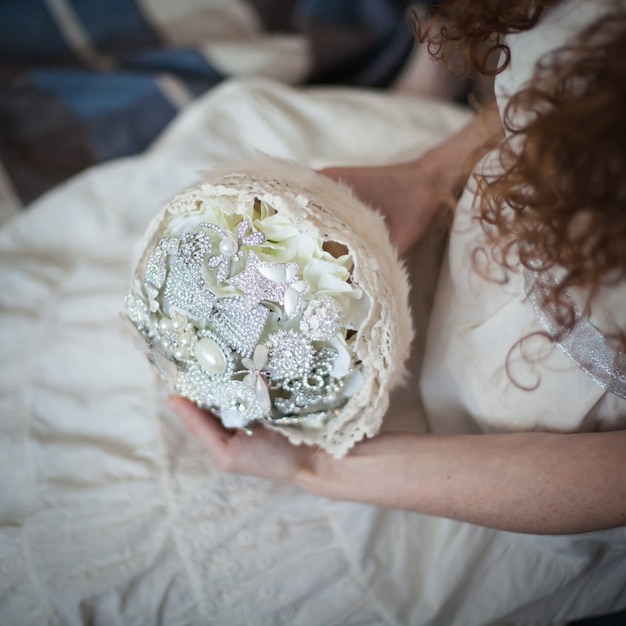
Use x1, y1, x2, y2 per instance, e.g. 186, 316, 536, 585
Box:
301, 429, 626, 535
168, 396, 626, 535
321, 100, 504, 254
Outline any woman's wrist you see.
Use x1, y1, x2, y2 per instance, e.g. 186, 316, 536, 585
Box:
414, 100, 504, 198
293, 446, 336, 496
292, 434, 427, 503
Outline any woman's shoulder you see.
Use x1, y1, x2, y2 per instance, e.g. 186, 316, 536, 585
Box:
495, 0, 616, 114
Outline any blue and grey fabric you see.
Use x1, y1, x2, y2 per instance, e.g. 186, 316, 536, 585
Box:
0, 0, 424, 213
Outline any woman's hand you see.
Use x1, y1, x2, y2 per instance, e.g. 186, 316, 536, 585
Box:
321, 101, 504, 254
321, 160, 449, 255
167, 396, 324, 483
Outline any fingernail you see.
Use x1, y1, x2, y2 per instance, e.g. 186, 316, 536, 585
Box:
166, 395, 188, 414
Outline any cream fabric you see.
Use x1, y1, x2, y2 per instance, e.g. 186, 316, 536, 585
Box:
421, 0, 626, 435
1, 4, 626, 621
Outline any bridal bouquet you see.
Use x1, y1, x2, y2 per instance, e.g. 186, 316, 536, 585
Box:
125, 158, 412, 457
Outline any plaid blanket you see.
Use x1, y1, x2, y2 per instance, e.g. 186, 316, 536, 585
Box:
0, 0, 423, 217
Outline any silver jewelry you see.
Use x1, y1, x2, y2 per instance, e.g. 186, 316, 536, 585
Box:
202, 219, 266, 282
126, 195, 365, 436
227, 252, 308, 317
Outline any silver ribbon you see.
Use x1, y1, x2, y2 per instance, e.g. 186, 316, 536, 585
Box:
524, 270, 626, 399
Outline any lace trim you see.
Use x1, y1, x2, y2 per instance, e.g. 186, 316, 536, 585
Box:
524, 270, 626, 400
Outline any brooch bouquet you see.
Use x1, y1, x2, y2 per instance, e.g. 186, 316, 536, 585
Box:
125, 158, 412, 457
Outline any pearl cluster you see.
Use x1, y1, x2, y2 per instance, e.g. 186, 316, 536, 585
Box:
300, 296, 343, 341
157, 313, 197, 360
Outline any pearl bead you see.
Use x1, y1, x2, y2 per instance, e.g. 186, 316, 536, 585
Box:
219, 236, 239, 257
195, 338, 227, 374
158, 318, 171, 331
170, 314, 186, 331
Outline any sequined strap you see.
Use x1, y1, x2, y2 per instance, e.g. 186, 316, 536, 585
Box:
524, 270, 626, 400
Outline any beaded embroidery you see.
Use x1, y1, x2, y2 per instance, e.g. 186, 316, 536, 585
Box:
126, 179, 365, 431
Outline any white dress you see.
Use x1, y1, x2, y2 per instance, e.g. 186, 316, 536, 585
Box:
1, 2, 625, 625
421, 0, 626, 437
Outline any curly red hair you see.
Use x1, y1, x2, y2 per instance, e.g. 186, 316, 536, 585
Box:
418, 2, 626, 341
411, 0, 561, 76
479, 11, 626, 327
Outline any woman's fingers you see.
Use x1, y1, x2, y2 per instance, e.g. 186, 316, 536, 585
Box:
319, 163, 439, 254
166, 395, 322, 481
167, 395, 232, 448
